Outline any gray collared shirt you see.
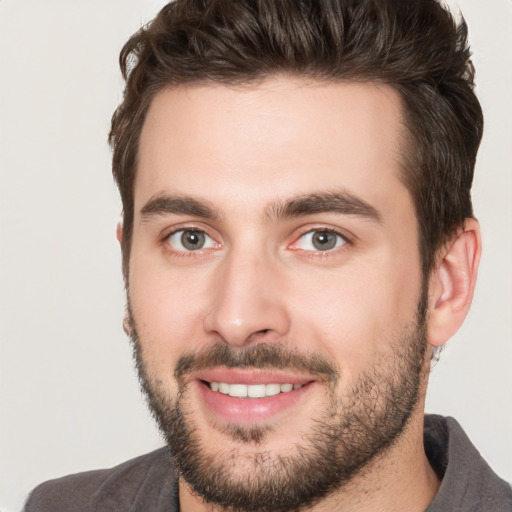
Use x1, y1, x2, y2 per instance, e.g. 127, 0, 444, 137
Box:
24, 415, 512, 511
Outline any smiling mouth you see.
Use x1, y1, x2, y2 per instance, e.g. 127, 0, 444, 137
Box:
196, 375, 313, 424
204, 381, 303, 398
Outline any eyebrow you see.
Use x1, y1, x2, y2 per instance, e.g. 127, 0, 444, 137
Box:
140, 195, 219, 221
140, 190, 381, 224
265, 191, 382, 223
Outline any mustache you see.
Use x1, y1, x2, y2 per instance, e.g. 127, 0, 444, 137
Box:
174, 342, 339, 385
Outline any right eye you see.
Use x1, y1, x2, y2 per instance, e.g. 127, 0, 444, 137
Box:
166, 229, 218, 252
294, 229, 347, 252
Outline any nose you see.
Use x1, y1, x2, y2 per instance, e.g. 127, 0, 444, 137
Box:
203, 250, 291, 347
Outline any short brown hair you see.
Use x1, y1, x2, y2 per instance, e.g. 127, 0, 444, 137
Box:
110, 0, 483, 279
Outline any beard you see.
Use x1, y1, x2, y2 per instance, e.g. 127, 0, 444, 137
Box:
128, 295, 428, 512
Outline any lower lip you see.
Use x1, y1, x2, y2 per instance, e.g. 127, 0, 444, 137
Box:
195, 381, 311, 424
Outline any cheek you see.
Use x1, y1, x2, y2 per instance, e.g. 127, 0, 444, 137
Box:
128, 260, 213, 364
286, 256, 422, 378
286, 277, 378, 379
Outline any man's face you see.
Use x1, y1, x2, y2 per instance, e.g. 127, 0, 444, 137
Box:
128, 78, 428, 511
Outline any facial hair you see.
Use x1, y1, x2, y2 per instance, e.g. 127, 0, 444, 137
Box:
128, 297, 428, 512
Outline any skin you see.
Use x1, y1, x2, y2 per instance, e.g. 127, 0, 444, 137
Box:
124, 77, 481, 511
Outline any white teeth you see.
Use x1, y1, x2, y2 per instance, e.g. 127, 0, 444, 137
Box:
248, 384, 266, 398
218, 382, 230, 394
228, 384, 248, 398
209, 382, 302, 398
265, 383, 281, 396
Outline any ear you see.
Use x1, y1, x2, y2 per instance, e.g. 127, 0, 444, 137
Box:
123, 312, 133, 336
116, 221, 132, 335
116, 221, 123, 245
427, 218, 481, 347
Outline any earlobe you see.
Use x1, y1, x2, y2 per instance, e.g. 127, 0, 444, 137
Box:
427, 218, 481, 347
116, 221, 123, 245
123, 312, 133, 337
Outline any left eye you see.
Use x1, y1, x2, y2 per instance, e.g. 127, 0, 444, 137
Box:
166, 230, 217, 252
295, 230, 347, 252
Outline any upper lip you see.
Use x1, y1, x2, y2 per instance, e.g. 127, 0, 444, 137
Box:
192, 368, 314, 386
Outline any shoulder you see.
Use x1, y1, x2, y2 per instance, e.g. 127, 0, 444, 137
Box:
425, 415, 512, 512
23, 447, 179, 512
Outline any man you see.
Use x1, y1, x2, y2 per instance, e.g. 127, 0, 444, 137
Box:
24, 0, 512, 511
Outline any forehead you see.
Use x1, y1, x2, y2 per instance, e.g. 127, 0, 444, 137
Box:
136, 77, 409, 217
